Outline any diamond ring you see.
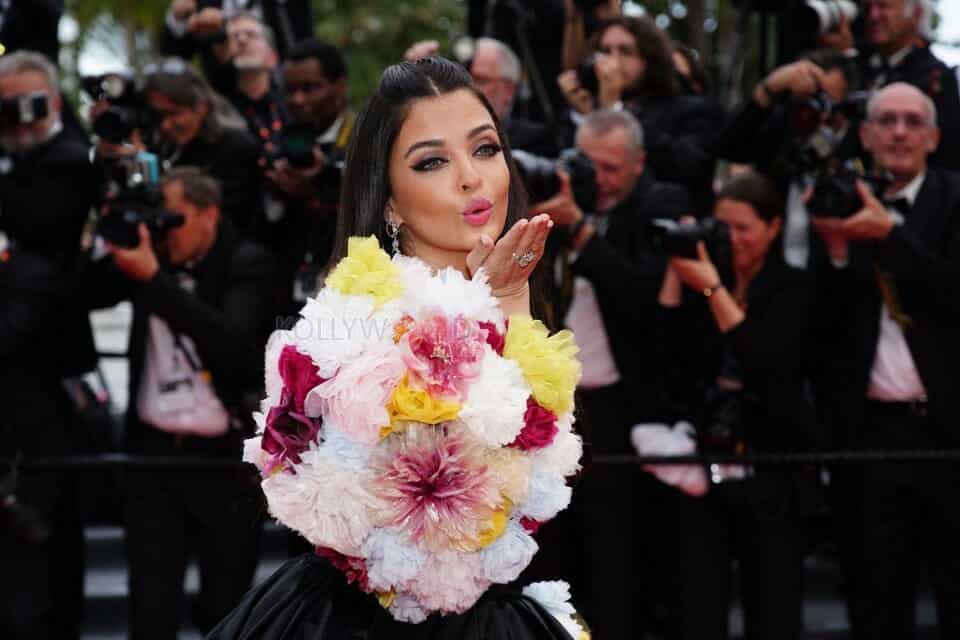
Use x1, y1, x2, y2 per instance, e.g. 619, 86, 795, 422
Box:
512, 249, 536, 268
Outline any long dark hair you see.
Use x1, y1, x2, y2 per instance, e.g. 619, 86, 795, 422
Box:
592, 16, 680, 99
330, 57, 529, 267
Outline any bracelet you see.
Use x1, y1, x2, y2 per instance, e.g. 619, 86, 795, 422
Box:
703, 282, 724, 298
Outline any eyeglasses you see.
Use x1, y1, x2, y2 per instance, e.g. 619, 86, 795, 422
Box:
227, 28, 265, 41
870, 112, 933, 131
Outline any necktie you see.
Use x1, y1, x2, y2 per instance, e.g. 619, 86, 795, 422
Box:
882, 197, 910, 214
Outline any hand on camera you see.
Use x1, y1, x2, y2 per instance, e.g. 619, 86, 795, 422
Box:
817, 15, 854, 52
670, 241, 721, 292
595, 55, 626, 108
465, 213, 553, 301
558, 70, 594, 115
404, 40, 440, 62
531, 170, 584, 227
841, 180, 896, 240
108, 223, 159, 283
265, 148, 326, 201
187, 7, 224, 36
754, 60, 830, 108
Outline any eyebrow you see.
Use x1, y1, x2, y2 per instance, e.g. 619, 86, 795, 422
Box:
403, 123, 496, 159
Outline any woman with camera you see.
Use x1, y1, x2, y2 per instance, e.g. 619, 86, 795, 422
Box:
656, 171, 819, 640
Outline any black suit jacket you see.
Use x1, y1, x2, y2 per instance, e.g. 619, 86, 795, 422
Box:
82, 219, 277, 453
560, 173, 694, 423
816, 166, 960, 446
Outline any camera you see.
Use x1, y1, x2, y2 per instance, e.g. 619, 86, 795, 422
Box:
82, 72, 153, 145
801, 0, 858, 36
575, 54, 600, 97
272, 123, 321, 169
512, 148, 597, 211
808, 159, 892, 219
95, 150, 184, 248
0, 92, 49, 129
645, 217, 731, 261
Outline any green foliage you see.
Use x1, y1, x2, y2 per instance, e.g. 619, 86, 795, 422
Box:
312, 0, 466, 105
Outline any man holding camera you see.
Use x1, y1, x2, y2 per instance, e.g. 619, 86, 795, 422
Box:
858, 0, 960, 171
81, 167, 275, 639
530, 108, 693, 637
0, 50, 98, 640
812, 82, 960, 639
258, 38, 353, 318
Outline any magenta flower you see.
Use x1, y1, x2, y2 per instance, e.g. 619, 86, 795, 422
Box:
520, 517, 542, 534
510, 398, 559, 450
372, 427, 500, 552
316, 546, 371, 592
261, 392, 321, 474
278, 345, 325, 413
402, 314, 485, 400
478, 321, 505, 355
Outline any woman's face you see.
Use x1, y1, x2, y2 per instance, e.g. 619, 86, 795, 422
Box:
387, 88, 510, 271
598, 25, 646, 92
714, 198, 781, 275
146, 91, 208, 147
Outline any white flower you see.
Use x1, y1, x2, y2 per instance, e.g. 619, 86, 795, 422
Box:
261, 444, 380, 557
515, 470, 572, 522
293, 289, 399, 378
530, 412, 583, 479
396, 257, 504, 325
459, 346, 530, 446
363, 528, 427, 592
481, 520, 539, 583
410, 551, 488, 615
522, 580, 586, 639
242, 435, 267, 472
388, 593, 429, 624
317, 427, 371, 472
264, 329, 295, 400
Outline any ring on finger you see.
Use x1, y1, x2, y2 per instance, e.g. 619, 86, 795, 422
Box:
511, 248, 536, 268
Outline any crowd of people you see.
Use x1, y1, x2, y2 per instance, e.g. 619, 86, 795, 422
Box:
1, 0, 958, 638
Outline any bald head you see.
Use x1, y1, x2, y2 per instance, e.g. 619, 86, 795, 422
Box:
861, 82, 940, 188
867, 82, 936, 126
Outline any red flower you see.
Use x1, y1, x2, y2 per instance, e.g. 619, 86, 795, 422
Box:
520, 517, 542, 534
278, 345, 325, 413
316, 546, 372, 592
510, 398, 559, 450
261, 391, 321, 473
479, 321, 505, 355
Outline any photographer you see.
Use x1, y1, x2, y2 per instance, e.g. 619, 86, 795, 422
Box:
859, 0, 960, 171
529, 108, 693, 637
714, 49, 860, 269
0, 51, 98, 638
558, 16, 720, 216
258, 38, 353, 317
811, 82, 960, 639
79, 167, 275, 639
658, 172, 818, 639
108, 58, 263, 234
161, 0, 314, 92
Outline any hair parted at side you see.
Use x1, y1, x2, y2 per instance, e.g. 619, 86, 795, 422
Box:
716, 172, 784, 223
330, 56, 529, 270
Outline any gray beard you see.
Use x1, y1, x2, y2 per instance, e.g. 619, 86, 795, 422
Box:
0, 117, 62, 154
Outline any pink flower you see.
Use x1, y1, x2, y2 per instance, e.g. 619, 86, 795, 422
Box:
372, 427, 500, 552
261, 392, 321, 474
304, 342, 405, 445
316, 546, 372, 592
402, 314, 485, 400
479, 321, 504, 355
278, 345, 325, 413
510, 398, 559, 450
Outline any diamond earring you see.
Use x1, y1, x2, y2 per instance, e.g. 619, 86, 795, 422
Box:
385, 220, 401, 256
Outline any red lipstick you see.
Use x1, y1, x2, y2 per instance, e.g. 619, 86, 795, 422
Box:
462, 197, 493, 227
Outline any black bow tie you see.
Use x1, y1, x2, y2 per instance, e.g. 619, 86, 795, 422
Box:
882, 197, 910, 214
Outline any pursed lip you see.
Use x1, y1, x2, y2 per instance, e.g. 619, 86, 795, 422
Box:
462, 197, 493, 217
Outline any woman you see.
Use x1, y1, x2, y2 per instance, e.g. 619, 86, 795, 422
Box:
207, 57, 579, 639
656, 172, 819, 639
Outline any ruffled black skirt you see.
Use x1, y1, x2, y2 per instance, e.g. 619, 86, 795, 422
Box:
207, 554, 575, 640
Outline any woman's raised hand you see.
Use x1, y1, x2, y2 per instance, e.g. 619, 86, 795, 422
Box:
465, 213, 553, 300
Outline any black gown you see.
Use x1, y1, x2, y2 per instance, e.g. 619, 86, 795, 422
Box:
207, 554, 577, 640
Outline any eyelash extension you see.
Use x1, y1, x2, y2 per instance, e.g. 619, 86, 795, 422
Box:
411, 142, 503, 172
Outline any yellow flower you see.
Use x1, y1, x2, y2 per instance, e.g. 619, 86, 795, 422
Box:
476, 498, 512, 549
384, 376, 461, 432
376, 590, 396, 609
503, 315, 581, 414
326, 236, 403, 306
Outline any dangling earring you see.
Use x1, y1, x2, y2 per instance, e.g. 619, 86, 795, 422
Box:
385, 219, 401, 256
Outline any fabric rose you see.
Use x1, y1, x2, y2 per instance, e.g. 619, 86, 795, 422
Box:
503, 315, 581, 415
325, 236, 403, 306
511, 398, 559, 450
479, 321, 505, 355
261, 393, 321, 474
402, 314, 485, 401
278, 345, 325, 413
304, 341, 405, 445
316, 547, 371, 592
383, 377, 461, 432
